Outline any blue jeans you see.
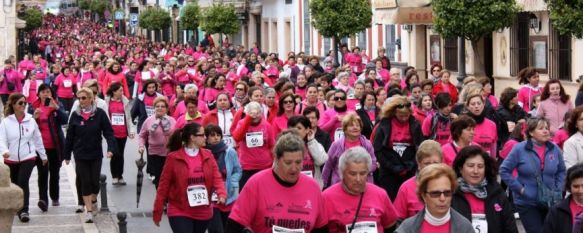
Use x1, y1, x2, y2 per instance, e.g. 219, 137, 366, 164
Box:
516, 204, 548, 233
169, 216, 210, 233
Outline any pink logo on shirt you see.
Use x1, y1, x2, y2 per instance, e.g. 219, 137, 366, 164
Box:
550, 154, 555, 161
494, 203, 502, 212
304, 200, 312, 209
369, 208, 377, 217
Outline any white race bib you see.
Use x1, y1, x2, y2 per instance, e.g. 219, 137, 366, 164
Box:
187, 69, 197, 76
353, 66, 358, 72
187, 185, 209, 207
246, 132, 264, 148
36, 80, 43, 88
301, 170, 313, 178
211, 192, 219, 202
354, 103, 362, 110
471, 214, 488, 233
223, 135, 235, 148
111, 113, 125, 126
272, 225, 305, 233
334, 128, 344, 141
346, 221, 377, 233
141, 71, 151, 80
63, 80, 72, 88
392, 142, 410, 157
145, 106, 155, 117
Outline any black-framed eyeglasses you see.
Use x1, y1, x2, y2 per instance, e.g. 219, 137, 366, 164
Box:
396, 102, 411, 109
236, 88, 245, 91
283, 100, 294, 104
426, 190, 453, 198
16, 101, 26, 106
78, 96, 88, 100
194, 133, 206, 137
334, 96, 347, 101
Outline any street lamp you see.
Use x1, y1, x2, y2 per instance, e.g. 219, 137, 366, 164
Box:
529, 13, 541, 34
402, 24, 413, 33
3, 0, 13, 13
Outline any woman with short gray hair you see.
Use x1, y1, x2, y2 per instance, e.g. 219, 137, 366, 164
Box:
322, 146, 398, 232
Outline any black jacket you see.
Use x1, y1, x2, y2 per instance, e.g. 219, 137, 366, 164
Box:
356, 107, 379, 139
575, 90, 583, 107
451, 181, 518, 233
27, 101, 68, 161
373, 116, 423, 200
496, 105, 527, 124
314, 127, 332, 152
542, 196, 573, 233
64, 107, 117, 161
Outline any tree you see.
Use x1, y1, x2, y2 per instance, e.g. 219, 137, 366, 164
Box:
433, 0, 519, 75
548, 0, 583, 38
90, 0, 111, 17
200, 3, 240, 42
310, 0, 372, 66
79, 0, 91, 10
182, 2, 200, 43
21, 8, 43, 31
139, 7, 172, 31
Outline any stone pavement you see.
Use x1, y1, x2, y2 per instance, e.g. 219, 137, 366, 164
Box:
11, 161, 117, 233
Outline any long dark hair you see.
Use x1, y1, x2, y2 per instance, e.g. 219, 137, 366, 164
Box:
277, 93, 296, 116
540, 79, 570, 103
37, 83, 56, 100
4, 93, 25, 116
517, 67, 538, 85
106, 82, 123, 97
166, 123, 203, 151
452, 145, 498, 182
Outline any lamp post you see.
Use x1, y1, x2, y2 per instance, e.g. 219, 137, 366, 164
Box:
3, 0, 14, 60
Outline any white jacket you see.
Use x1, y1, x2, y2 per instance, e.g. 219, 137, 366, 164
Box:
307, 139, 328, 189
564, 131, 583, 170
0, 114, 47, 163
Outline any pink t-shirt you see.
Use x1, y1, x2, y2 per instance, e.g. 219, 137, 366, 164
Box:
322, 183, 398, 233
517, 85, 542, 112
344, 138, 362, 149
472, 119, 498, 158
229, 170, 328, 233
421, 114, 451, 145
420, 220, 451, 233
393, 176, 423, 219
390, 118, 412, 145
303, 146, 315, 175
109, 99, 128, 138
39, 106, 55, 149
464, 192, 485, 214
553, 128, 569, 149
55, 74, 76, 98
167, 153, 214, 220
346, 99, 360, 111
570, 199, 583, 224
534, 143, 546, 169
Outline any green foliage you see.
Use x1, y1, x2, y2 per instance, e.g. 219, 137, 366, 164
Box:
79, 0, 91, 10
90, 0, 111, 16
310, 0, 372, 40
200, 3, 240, 35
548, 0, 583, 38
181, 3, 200, 30
432, 0, 519, 42
139, 7, 172, 31
22, 8, 43, 31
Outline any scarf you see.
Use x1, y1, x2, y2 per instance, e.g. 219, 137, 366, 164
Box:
364, 105, 376, 111
206, 141, 228, 173
429, 112, 450, 140
149, 115, 172, 133
469, 110, 486, 124
457, 177, 488, 199
334, 105, 348, 113
550, 95, 561, 101
424, 207, 450, 226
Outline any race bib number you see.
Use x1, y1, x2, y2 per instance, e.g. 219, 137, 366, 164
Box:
301, 170, 313, 178
352, 66, 358, 72
223, 135, 235, 148
354, 103, 362, 110
272, 225, 305, 233
346, 221, 377, 233
187, 69, 197, 76
392, 142, 410, 157
334, 128, 344, 141
145, 106, 155, 117
471, 214, 487, 233
187, 185, 209, 207
63, 80, 72, 88
246, 132, 264, 148
111, 113, 125, 126
141, 72, 151, 80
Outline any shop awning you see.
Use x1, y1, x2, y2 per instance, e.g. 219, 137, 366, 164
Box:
373, 0, 433, 25
516, 0, 548, 12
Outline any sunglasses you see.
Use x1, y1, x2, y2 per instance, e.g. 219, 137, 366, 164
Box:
194, 133, 206, 137
334, 96, 347, 101
426, 190, 453, 198
16, 101, 26, 106
396, 102, 412, 109
188, 61, 195, 63
236, 88, 245, 91
78, 96, 88, 100
283, 100, 294, 104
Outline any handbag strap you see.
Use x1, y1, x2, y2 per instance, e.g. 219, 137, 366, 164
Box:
526, 150, 544, 183
348, 193, 364, 233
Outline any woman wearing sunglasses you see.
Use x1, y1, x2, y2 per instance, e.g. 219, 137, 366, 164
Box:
395, 164, 473, 233
272, 93, 298, 137
372, 96, 423, 201
0, 93, 48, 222
319, 89, 352, 141
451, 146, 518, 233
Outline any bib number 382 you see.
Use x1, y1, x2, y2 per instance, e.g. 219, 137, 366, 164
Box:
186, 185, 208, 207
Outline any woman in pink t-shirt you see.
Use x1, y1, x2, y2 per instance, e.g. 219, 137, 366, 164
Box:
465, 94, 498, 158
451, 146, 518, 233
516, 67, 542, 112
542, 163, 583, 233
323, 147, 398, 233
395, 164, 473, 233
394, 140, 443, 220
226, 133, 328, 233
442, 115, 477, 166
272, 93, 298, 137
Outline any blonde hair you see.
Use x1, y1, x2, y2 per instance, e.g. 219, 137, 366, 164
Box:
153, 96, 169, 108
379, 96, 411, 119
458, 83, 483, 104
341, 112, 363, 132
76, 87, 94, 101
416, 163, 457, 203
416, 140, 443, 164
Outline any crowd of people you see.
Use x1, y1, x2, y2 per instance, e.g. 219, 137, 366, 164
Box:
2, 13, 583, 233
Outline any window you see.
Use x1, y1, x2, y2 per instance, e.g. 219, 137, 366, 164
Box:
530, 36, 547, 74
358, 30, 366, 50
323, 38, 331, 55
303, 0, 311, 54
384, 25, 396, 61
443, 37, 458, 71
510, 13, 530, 76
285, 0, 292, 4
549, 24, 571, 81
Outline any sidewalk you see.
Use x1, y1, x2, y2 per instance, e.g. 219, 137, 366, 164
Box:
11, 162, 117, 233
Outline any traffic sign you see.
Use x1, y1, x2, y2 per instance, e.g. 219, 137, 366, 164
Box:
115, 10, 124, 20
130, 13, 138, 26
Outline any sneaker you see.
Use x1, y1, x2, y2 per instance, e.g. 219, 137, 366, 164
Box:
84, 212, 93, 223
52, 200, 60, 206
112, 178, 119, 185
75, 205, 84, 213
148, 175, 155, 181
18, 212, 30, 222
38, 200, 48, 212
118, 178, 127, 185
